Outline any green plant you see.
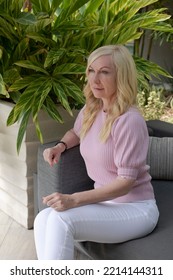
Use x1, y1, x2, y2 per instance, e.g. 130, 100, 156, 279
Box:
138, 86, 166, 120
135, 0, 173, 60
167, 95, 173, 108
0, 0, 172, 152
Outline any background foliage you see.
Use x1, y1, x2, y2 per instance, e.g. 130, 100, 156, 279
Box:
0, 0, 172, 152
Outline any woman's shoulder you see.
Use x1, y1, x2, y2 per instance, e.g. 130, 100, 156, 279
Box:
119, 106, 144, 122
112, 106, 146, 131
110, 106, 148, 141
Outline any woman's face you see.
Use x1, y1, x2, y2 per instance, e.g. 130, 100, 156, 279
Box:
87, 55, 117, 104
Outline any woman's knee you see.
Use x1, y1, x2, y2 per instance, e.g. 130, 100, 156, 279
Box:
34, 207, 52, 228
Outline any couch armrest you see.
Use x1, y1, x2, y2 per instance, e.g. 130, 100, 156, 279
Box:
146, 120, 173, 137
37, 142, 94, 211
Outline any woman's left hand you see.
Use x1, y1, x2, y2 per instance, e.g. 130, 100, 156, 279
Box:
42, 192, 75, 211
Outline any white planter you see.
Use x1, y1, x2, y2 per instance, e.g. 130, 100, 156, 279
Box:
0, 101, 78, 228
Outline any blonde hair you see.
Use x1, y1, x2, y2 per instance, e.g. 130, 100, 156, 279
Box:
80, 45, 138, 141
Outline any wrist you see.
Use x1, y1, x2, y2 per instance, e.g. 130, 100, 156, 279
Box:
55, 141, 67, 153
71, 193, 80, 207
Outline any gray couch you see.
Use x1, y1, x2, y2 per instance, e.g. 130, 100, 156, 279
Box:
35, 120, 173, 260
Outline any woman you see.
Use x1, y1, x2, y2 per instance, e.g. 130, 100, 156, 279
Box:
34, 45, 159, 260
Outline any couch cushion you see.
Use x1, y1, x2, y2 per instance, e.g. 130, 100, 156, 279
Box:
78, 180, 173, 260
147, 137, 173, 180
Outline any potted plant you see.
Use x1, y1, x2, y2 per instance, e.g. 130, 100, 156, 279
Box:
0, 0, 90, 228
0, 0, 172, 151
0, 0, 172, 228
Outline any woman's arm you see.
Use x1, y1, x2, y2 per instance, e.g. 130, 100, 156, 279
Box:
43, 176, 135, 211
56, 128, 80, 151
72, 176, 135, 206
43, 128, 80, 166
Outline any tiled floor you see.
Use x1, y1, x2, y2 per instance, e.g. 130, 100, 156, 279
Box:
0, 210, 37, 260
0, 210, 90, 260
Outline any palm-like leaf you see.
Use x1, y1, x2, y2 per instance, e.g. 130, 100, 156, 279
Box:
16, 110, 31, 153
53, 63, 86, 75
14, 60, 49, 75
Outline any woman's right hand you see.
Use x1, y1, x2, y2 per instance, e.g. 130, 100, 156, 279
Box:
43, 129, 80, 167
43, 146, 63, 167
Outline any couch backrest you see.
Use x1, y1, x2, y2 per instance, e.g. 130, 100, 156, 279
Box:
147, 137, 173, 180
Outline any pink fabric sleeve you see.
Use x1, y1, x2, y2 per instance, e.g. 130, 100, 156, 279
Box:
112, 111, 149, 180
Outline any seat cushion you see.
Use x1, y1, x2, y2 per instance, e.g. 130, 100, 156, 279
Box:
78, 180, 173, 260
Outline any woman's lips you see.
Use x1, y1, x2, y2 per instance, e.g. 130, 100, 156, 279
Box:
93, 87, 103, 90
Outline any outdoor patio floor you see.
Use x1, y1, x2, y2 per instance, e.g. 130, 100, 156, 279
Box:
0, 209, 37, 260
0, 209, 89, 260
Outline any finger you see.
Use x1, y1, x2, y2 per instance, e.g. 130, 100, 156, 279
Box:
48, 153, 55, 166
43, 149, 55, 166
51, 202, 61, 209
42, 193, 60, 204
44, 197, 57, 206
53, 157, 59, 165
44, 192, 60, 200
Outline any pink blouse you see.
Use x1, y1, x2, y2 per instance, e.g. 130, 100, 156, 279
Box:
73, 106, 155, 203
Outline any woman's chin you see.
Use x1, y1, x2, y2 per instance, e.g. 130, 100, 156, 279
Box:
92, 91, 104, 99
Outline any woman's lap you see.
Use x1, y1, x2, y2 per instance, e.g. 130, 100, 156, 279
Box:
35, 200, 159, 244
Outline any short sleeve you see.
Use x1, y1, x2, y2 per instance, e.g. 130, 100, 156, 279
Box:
112, 110, 149, 180
73, 106, 85, 137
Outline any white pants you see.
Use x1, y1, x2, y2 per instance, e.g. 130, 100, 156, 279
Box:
34, 200, 159, 260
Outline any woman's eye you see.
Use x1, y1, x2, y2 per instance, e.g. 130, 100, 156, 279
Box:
101, 70, 109, 74
88, 68, 94, 73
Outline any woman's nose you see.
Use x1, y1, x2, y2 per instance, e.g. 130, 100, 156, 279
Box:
93, 73, 100, 83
